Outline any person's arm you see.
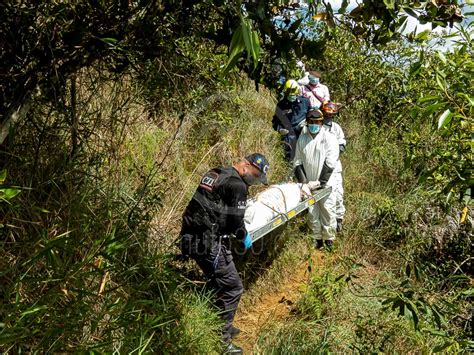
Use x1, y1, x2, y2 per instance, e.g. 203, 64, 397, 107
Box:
295, 165, 308, 183
335, 123, 346, 153
273, 103, 292, 133
323, 85, 330, 102
297, 73, 309, 86
223, 178, 248, 240
293, 135, 304, 167
272, 113, 281, 131
319, 134, 339, 185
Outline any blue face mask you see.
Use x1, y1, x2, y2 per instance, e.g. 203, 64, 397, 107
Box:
308, 124, 320, 134
287, 95, 297, 102
309, 76, 320, 85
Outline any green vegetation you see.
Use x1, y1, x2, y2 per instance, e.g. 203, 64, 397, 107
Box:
250, 112, 471, 352
1, 0, 472, 353
250, 23, 473, 352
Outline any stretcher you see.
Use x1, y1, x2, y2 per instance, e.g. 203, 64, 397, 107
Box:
249, 186, 332, 242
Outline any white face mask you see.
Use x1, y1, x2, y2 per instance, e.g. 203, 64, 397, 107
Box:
308, 124, 321, 134
309, 76, 320, 85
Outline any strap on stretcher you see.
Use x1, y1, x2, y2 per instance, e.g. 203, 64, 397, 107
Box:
250, 186, 332, 242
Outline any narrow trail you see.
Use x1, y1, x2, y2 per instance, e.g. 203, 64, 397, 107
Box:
234, 250, 331, 354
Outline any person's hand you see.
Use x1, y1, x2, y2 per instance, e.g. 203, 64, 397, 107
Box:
242, 233, 253, 250
278, 128, 289, 135
298, 120, 307, 128
301, 184, 312, 199
307, 180, 321, 191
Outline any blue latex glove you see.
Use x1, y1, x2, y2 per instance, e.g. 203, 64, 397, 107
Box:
242, 233, 253, 250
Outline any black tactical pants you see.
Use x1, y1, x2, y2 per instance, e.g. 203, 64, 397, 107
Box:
181, 233, 244, 342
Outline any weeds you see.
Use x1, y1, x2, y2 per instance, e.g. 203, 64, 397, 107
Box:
250, 110, 472, 353
0, 49, 287, 352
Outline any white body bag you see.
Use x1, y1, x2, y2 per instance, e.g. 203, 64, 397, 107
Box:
244, 183, 304, 233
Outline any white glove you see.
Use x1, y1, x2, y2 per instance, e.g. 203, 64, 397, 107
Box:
300, 184, 312, 199
307, 180, 320, 191
278, 128, 289, 135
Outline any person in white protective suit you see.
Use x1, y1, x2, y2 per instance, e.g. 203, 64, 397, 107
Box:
321, 102, 346, 233
293, 109, 339, 249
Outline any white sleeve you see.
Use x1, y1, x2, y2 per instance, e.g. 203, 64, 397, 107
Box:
297, 74, 309, 86
293, 136, 303, 167
325, 133, 339, 170
323, 85, 330, 102
335, 123, 346, 146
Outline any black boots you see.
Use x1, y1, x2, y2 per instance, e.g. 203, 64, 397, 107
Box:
222, 326, 242, 354
230, 326, 241, 338
316, 239, 333, 250
316, 239, 324, 249
223, 342, 243, 354
324, 240, 334, 250
336, 218, 343, 233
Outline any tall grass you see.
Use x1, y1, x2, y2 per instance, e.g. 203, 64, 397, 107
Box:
0, 59, 287, 352
250, 111, 472, 353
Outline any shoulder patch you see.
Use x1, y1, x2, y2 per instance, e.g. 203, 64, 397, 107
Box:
199, 171, 219, 192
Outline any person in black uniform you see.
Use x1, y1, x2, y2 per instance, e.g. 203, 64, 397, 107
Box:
180, 153, 270, 354
272, 79, 311, 161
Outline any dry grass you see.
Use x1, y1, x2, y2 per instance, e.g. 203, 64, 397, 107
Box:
136, 82, 288, 251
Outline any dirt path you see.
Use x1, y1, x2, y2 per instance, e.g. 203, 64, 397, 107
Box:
234, 250, 329, 354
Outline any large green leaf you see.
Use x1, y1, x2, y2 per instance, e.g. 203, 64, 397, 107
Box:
0, 188, 21, 201
397, 16, 409, 33
437, 51, 447, 64
403, 7, 419, 19
415, 29, 431, 42
438, 109, 453, 129
338, 0, 349, 14
251, 31, 261, 62
222, 26, 245, 75
425, 102, 446, 115
383, 0, 395, 10
223, 16, 261, 75
241, 18, 254, 60
288, 18, 304, 33
435, 74, 446, 92
241, 17, 260, 69
417, 95, 440, 103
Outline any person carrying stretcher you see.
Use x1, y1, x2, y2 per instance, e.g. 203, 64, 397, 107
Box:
294, 109, 339, 249
179, 153, 269, 354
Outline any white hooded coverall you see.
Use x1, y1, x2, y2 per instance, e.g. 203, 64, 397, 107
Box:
294, 127, 339, 241
323, 122, 346, 220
